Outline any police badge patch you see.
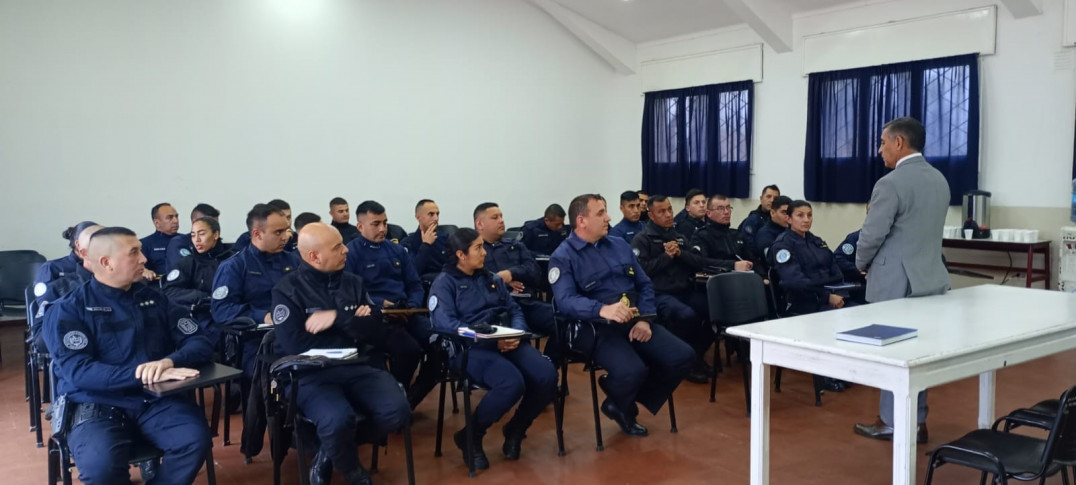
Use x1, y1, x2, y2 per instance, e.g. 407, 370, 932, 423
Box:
273, 304, 290, 324
34, 282, 47, 297
841, 243, 854, 255
632, 248, 640, 257
775, 249, 791, 264
63, 331, 88, 350
177, 318, 199, 335
548, 267, 560, 284
428, 295, 438, 312
179, 248, 191, 257
166, 269, 180, 282
212, 286, 229, 300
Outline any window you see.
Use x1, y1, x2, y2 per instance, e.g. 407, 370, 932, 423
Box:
804, 54, 979, 204
642, 81, 753, 198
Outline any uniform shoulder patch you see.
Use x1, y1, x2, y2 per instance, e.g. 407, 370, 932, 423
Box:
177, 318, 199, 335
212, 286, 229, 300
166, 269, 180, 281
428, 295, 438, 312
179, 248, 191, 257
775, 249, 791, 264
548, 267, 561, 284
63, 330, 88, 350
632, 248, 640, 257
841, 243, 854, 255
273, 304, 290, 324
33, 282, 47, 297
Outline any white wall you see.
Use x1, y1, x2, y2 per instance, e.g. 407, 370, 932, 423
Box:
0, 0, 641, 258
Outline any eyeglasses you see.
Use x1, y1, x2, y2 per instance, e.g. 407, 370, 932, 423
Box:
711, 206, 733, 212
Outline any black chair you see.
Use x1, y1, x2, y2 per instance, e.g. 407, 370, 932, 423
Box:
924, 384, 1076, 485
764, 268, 825, 406
704, 272, 768, 410
387, 224, 408, 244
24, 285, 49, 448
550, 302, 677, 453
504, 227, 523, 241
0, 249, 46, 316
439, 224, 460, 236
218, 316, 264, 446
259, 330, 416, 485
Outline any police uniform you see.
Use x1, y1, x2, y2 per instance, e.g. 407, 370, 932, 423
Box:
754, 220, 787, 259
737, 206, 771, 250
549, 232, 693, 423
608, 218, 644, 243
833, 230, 867, 303
400, 228, 449, 282
344, 235, 437, 406
429, 266, 556, 457
163, 243, 235, 343
272, 262, 411, 480
43, 279, 213, 484
35, 252, 82, 287
232, 232, 251, 254
689, 221, 758, 273
674, 215, 706, 239
30, 257, 92, 348
770, 229, 846, 314
140, 230, 182, 275
519, 218, 568, 256
631, 221, 715, 367
482, 237, 555, 336
211, 244, 300, 376
164, 235, 195, 273
331, 221, 360, 245
387, 224, 408, 245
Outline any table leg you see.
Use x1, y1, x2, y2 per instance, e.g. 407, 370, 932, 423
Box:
1044, 246, 1051, 289
749, 339, 770, 485
1025, 246, 1034, 288
978, 370, 996, 429
891, 383, 915, 485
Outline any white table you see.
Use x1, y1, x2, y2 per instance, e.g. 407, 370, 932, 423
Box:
727, 285, 1076, 485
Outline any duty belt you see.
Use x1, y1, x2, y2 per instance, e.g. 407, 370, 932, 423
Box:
71, 402, 130, 429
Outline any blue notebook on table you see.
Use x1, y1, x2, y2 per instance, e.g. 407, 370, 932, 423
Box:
836, 324, 917, 346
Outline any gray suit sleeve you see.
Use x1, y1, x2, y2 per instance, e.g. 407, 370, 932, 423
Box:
856, 177, 898, 271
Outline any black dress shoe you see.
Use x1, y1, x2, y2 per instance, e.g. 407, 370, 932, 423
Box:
853, 419, 928, 443
685, 368, 710, 384
341, 467, 373, 485
600, 398, 648, 437
309, 450, 333, 485
502, 431, 523, 460
821, 377, 847, 392
454, 428, 490, 470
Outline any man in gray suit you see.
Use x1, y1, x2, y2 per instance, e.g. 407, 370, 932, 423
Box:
852, 117, 951, 443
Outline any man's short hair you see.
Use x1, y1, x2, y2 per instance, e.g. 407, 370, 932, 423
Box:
568, 194, 606, 224
150, 202, 172, 220
267, 199, 291, 211
762, 184, 780, 196
619, 191, 640, 204
191, 203, 219, 219
329, 197, 348, 207
647, 194, 669, 208
246, 203, 285, 230
771, 195, 793, 211
90, 226, 137, 242
473, 202, 498, 221
707, 194, 729, 208
356, 200, 386, 217
294, 212, 322, 232
415, 199, 435, 212
883, 117, 926, 152
684, 188, 705, 201
544, 203, 566, 219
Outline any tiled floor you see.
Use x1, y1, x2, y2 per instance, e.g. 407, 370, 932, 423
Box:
2, 324, 1073, 484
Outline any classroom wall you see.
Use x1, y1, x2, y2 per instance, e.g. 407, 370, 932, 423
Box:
0, 0, 641, 258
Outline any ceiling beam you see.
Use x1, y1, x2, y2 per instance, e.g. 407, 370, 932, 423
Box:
721, 0, 792, 53
999, 0, 1043, 18
526, 0, 636, 74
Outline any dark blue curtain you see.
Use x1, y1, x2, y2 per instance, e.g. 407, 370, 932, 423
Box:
804, 54, 979, 205
642, 81, 753, 198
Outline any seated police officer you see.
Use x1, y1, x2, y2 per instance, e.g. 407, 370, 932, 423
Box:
608, 190, 644, 243
550, 194, 694, 437
165, 203, 220, 272
519, 203, 569, 256
35, 221, 98, 288
474, 203, 555, 337
400, 198, 449, 283
636, 191, 651, 222
268, 199, 299, 253
44, 227, 214, 485
163, 217, 235, 343
632, 195, 717, 384
140, 202, 182, 279
32, 223, 101, 347
833, 205, 869, 304
329, 197, 361, 244
430, 228, 557, 469
344, 200, 437, 408
273, 223, 411, 485
754, 195, 793, 260
673, 188, 707, 238
294, 212, 322, 233
689, 195, 757, 273
737, 184, 780, 250
212, 203, 300, 376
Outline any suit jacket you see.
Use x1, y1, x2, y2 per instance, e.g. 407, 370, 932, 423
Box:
856, 155, 951, 302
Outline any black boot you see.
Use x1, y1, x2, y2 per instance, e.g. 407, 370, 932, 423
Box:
341, 466, 373, 485
453, 426, 489, 470
309, 449, 333, 485
502, 416, 529, 461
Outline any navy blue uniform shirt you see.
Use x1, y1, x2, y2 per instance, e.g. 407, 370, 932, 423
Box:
43, 279, 213, 410
344, 236, 424, 308
331, 221, 360, 245
165, 235, 196, 273
35, 252, 82, 287
737, 206, 771, 249
519, 218, 569, 256
771, 229, 843, 312
164, 243, 235, 327
482, 238, 541, 288
400, 229, 448, 278
549, 231, 656, 320
140, 230, 182, 275
430, 266, 526, 349
608, 218, 644, 244
754, 220, 787, 257
210, 244, 299, 324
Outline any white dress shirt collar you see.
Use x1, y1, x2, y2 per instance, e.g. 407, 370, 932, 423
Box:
894, 152, 921, 169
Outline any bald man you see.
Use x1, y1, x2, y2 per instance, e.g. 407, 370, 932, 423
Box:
43, 226, 214, 484
272, 223, 411, 485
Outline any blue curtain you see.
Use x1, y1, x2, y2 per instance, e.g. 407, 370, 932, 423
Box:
804, 54, 979, 205
642, 81, 753, 198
